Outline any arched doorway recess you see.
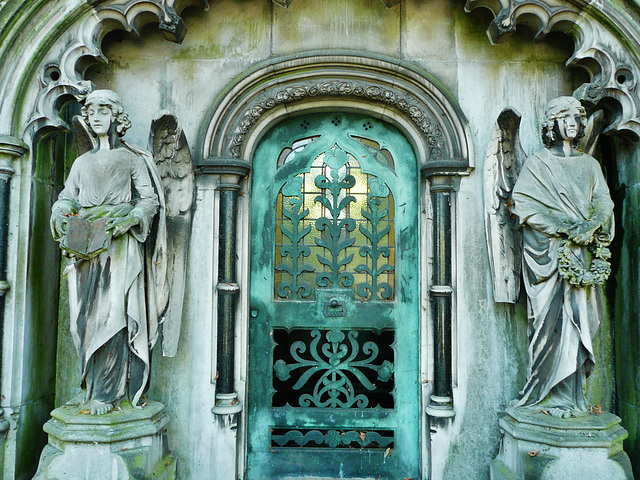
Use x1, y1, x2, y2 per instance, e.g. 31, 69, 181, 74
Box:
199, 53, 471, 478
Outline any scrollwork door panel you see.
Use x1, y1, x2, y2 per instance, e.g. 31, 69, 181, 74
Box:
248, 113, 420, 479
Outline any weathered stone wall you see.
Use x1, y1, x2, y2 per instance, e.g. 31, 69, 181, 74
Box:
50, 1, 617, 479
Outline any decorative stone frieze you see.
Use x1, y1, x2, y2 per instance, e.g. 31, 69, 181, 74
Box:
5, 0, 640, 146
228, 80, 447, 160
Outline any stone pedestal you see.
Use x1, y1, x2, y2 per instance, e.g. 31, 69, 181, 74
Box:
34, 399, 177, 480
490, 406, 633, 480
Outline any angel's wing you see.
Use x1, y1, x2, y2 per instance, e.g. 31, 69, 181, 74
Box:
71, 115, 96, 156
579, 109, 605, 156
149, 112, 195, 357
484, 108, 525, 303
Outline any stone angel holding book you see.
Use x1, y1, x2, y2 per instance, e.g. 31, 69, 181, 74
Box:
484, 96, 614, 418
50, 90, 194, 414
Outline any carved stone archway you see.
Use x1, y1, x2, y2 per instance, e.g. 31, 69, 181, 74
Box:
200, 53, 472, 174
465, 0, 640, 138
0, 0, 638, 148
198, 58, 472, 475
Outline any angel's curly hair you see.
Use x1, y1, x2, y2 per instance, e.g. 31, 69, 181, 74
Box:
81, 89, 131, 137
541, 96, 587, 148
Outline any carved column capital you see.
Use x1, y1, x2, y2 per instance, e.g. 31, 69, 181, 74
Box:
0, 135, 28, 179
0, 135, 28, 159
198, 157, 251, 187
421, 163, 467, 183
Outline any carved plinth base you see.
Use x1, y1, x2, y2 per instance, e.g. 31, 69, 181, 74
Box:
490, 406, 633, 480
34, 399, 177, 480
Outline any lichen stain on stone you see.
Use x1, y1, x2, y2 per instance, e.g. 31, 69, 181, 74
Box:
273, 0, 400, 54
213, 412, 237, 430
175, 1, 270, 60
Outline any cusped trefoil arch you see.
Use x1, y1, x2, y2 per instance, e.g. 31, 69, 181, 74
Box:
465, 0, 640, 139
0, 0, 206, 140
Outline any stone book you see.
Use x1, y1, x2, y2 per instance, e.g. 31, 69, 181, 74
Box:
60, 216, 111, 260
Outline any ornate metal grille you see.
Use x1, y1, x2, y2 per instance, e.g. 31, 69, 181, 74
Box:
273, 329, 395, 409
248, 112, 420, 477
274, 147, 395, 300
271, 428, 395, 449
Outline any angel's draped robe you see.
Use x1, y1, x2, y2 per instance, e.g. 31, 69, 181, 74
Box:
52, 147, 159, 406
511, 148, 614, 409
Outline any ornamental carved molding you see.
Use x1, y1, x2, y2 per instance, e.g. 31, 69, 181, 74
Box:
465, 0, 640, 138
201, 54, 471, 173
5, 0, 640, 144
226, 79, 447, 161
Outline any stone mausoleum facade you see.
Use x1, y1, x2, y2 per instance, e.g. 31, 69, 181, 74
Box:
1, 1, 640, 479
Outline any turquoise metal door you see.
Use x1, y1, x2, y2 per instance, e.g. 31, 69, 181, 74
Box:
247, 112, 420, 479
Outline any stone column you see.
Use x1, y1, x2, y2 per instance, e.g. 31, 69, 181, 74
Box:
0, 135, 27, 439
199, 157, 250, 415
422, 171, 456, 419
199, 157, 250, 480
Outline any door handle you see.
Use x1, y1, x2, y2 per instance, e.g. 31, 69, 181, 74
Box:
323, 297, 346, 317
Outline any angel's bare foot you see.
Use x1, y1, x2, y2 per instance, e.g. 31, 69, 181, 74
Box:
86, 400, 114, 415
548, 407, 572, 418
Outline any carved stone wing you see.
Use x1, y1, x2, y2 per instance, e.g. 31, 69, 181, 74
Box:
483, 108, 525, 303
579, 109, 605, 156
71, 115, 96, 156
149, 112, 195, 357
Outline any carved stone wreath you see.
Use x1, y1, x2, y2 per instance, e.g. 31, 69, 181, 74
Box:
558, 239, 612, 287
227, 80, 445, 158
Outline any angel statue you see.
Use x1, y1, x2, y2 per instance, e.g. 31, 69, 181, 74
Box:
50, 89, 194, 415
484, 96, 614, 418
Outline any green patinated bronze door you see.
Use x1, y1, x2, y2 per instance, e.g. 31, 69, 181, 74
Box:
248, 112, 420, 479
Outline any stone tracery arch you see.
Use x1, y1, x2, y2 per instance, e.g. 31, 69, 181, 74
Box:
465, 0, 640, 138
0, 0, 206, 140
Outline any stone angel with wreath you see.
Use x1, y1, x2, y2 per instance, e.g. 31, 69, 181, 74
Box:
50, 90, 194, 414
484, 96, 614, 418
